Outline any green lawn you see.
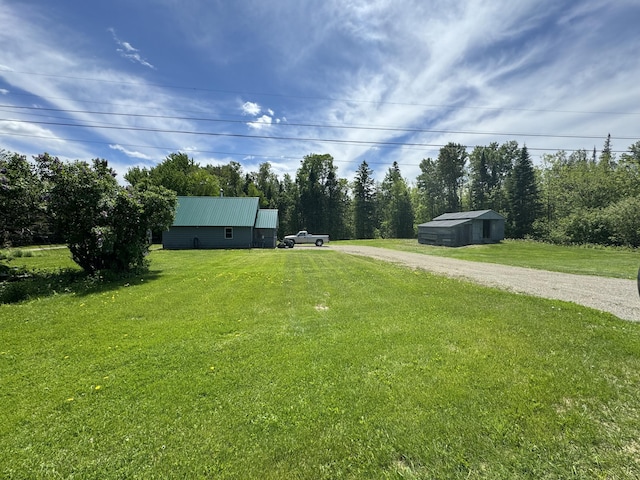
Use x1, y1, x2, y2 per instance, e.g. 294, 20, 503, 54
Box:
336, 238, 640, 279
2, 248, 640, 478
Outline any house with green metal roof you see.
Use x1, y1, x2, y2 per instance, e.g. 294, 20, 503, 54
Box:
418, 210, 505, 247
162, 196, 279, 249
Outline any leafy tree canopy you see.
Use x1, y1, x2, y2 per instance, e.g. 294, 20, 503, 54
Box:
38, 155, 176, 273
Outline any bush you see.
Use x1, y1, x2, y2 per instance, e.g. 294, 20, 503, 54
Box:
0, 280, 31, 303
563, 209, 615, 245
605, 195, 640, 247
38, 157, 176, 274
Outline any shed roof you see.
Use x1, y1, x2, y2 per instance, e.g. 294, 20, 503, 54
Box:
255, 209, 279, 229
419, 219, 471, 228
172, 196, 259, 227
434, 210, 505, 221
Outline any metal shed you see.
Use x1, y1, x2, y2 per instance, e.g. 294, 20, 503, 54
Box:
162, 196, 278, 249
418, 210, 505, 247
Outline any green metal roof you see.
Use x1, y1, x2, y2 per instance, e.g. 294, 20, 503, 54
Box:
173, 196, 259, 227
255, 209, 279, 229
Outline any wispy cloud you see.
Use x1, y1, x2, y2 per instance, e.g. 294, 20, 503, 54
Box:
108, 28, 155, 70
109, 144, 154, 160
1, 0, 638, 184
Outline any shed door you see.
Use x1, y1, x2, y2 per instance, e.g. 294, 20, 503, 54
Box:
464, 224, 472, 244
483, 220, 491, 239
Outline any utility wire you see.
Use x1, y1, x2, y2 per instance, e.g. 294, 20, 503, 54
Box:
2, 117, 626, 153
1, 104, 633, 141
3, 68, 640, 116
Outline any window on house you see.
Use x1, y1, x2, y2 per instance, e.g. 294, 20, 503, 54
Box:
225, 227, 233, 239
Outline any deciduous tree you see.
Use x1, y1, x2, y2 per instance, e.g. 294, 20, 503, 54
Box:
39, 155, 176, 273
0, 151, 48, 246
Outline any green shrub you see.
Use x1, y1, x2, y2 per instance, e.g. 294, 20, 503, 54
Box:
605, 195, 640, 247
0, 280, 31, 303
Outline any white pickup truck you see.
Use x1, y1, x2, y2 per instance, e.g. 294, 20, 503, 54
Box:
284, 231, 329, 246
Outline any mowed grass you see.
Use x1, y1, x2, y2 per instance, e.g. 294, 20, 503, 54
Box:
336, 238, 640, 279
2, 248, 640, 479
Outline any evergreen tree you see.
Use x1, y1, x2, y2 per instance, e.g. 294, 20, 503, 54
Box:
599, 133, 615, 169
379, 162, 414, 238
436, 143, 467, 212
352, 160, 376, 239
506, 145, 540, 238
469, 147, 491, 210
416, 157, 444, 219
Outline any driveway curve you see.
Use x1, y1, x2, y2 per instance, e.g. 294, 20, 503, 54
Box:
330, 245, 640, 322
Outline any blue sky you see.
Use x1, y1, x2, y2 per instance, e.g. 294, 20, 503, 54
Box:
1, 0, 639, 183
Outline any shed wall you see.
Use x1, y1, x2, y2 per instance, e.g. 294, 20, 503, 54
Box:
418, 227, 457, 246
254, 228, 277, 248
163, 226, 253, 249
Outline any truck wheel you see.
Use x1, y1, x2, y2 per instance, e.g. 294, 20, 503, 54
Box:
315, 239, 324, 247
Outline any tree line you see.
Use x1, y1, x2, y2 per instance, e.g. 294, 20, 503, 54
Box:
123, 136, 640, 247
2, 134, 640, 261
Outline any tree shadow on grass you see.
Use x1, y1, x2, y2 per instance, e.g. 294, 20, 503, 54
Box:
0, 266, 163, 304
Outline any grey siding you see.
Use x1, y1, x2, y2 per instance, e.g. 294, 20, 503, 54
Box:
163, 226, 253, 249
254, 228, 277, 248
418, 220, 503, 247
418, 210, 505, 247
418, 227, 458, 246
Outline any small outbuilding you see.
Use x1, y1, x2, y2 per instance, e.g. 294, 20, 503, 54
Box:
162, 196, 279, 249
418, 210, 505, 247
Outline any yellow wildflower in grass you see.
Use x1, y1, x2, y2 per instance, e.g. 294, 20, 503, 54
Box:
66, 397, 74, 402
95, 385, 102, 391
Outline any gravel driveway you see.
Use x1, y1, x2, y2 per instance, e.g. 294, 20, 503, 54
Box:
330, 245, 640, 322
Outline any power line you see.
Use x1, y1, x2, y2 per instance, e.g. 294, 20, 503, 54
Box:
2, 104, 634, 141
0, 131, 431, 167
4, 117, 626, 153
3, 68, 640, 117
0, 124, 632, 158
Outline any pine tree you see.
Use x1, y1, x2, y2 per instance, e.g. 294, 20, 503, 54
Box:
469, 147, 491, 210
436, 143, 467, 212
352, 161, 376, 239
380, 162, 414, 238
506, 145, 540, 238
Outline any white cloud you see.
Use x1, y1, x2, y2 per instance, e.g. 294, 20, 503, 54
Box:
120, 41, 137, 53
1, 0, 638, 184
109, 144, 154, 160
242, 101, 261, 116
108, 28, 155, 69
0, 88, 8, 95
247, 115, 273, 130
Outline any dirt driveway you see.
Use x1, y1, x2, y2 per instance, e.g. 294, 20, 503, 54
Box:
329, 245, 640, 322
